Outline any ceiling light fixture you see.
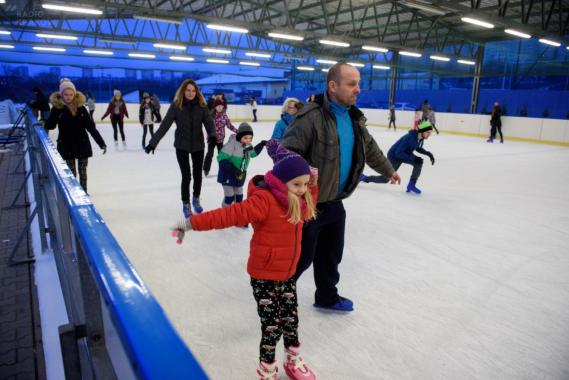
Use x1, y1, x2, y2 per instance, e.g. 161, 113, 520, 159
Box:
128, 53, 156, 58
206, 58, 229, 64
429, 55, 450, 62
170, 56, 195, 61
362, 45, 388, 53
83, 49, 113, 55
42, 3, 102, 15
457, 59, 476, 65
316, 59, 337, 65
245, 52, 271, 58
36, 33, 78, 40
399, 51, 422, 57
0, 44, 15, 49
153, 43, 186, 50
0, 30, 11, 35
321, 68, 329, 72
372, 65, 390, 70
297, 66, 315, 71
240, 61, 261, 66
203, 47, 231, 54
268, 32, 304, 41
207, 24, 248, 33
401, 1, 447, 15
538, 38, 561, 47
347, 62, 365, 67
461, 17, 494, 29
33, 46, 66, 52
504, 29, 531, 39
319, 39, 350, 47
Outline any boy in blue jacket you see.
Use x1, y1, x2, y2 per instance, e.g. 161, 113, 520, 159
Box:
361, 120, 435, 194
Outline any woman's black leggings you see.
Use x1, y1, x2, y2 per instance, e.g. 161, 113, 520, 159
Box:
203, 141, 223, 174
142, 124, 154, 146
176, 149, 204, 203
110, 114, 125, 141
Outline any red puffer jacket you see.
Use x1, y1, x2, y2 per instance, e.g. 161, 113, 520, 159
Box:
190, 174, 318, 281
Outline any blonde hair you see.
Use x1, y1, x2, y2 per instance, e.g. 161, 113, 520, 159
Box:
173, 79, 207, 109
286, 190, 316, 224
281, 97, 300, 114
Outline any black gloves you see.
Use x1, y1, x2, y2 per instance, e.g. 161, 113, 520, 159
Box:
207, 136, 217, 145
102, 146, 107, 155
145, 145, 155, 154
254, 140, 267, 154
414, 156, 424, 165
426, 152, 435, 165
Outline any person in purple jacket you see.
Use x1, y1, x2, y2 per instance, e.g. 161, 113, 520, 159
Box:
360, 120, 435, 194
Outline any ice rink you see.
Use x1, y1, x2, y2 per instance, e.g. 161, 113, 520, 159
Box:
67, 120, 569, 379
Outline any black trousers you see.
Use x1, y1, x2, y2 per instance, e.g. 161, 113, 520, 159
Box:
142, 124, 154, 146
175, 149, 204, 203
203, 141, 223, 174
66, 158, 89, 192
110, 114, 125, 141
490, 124, 504, 140
366, 157, 423, 184
388, 119, 396, 130
252, 109, 258, 122
294, 201, 346, 306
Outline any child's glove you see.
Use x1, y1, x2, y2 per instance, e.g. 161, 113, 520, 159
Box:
170, 218, 192, 245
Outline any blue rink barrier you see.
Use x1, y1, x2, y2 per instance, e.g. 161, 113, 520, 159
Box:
23, 106, 208, 379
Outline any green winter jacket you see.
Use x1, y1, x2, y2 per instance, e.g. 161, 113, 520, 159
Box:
281, 92, 394, 203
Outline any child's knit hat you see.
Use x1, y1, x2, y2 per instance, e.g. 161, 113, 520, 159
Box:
236, 122, 253, 142
59, 78, 76, 95
113, 89, 121, 97
266, 139, 311, 183
213, 98, 224, 107
418, 120, 433, 132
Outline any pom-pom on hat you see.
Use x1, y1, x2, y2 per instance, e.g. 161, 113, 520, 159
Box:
59, 78, 76, 95
236, 122, 254, 142
418, 120, 433, 132
266, 139, 311, 184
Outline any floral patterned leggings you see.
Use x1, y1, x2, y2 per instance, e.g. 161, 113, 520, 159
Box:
251, 277, 300, 363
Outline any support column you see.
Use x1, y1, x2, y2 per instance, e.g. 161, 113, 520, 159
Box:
389, 53, 399, 106
470, 45, 485, 114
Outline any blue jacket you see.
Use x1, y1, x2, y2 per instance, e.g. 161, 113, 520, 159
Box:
270, 114, 293, 141
388, 130, 430, 163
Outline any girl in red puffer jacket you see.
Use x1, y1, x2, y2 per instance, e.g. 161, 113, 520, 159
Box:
171, 140, 318, 380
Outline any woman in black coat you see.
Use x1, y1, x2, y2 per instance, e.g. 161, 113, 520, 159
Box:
45, 78, 106, 193
145, 79, 216, 217
487, 101, 504, 143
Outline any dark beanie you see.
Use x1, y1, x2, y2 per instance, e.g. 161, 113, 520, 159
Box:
266, 139, 311, 183
213, 98, 224, 107
236, 122, 254, 142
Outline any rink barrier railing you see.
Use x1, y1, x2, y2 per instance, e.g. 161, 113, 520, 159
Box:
23, 106, 208, 379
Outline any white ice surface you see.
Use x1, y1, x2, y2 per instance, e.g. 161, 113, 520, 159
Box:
74, 121, 569, 379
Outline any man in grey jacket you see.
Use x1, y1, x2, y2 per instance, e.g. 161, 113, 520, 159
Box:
281, 63, 400, 312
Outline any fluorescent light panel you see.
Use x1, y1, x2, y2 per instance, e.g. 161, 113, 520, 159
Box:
372, 65, 390, 70
539, 38, 561, 47
319, 39, 350, 47
430, 55, 450, 62
347, 62, 365, 67
399, 51, 422, 57
83, 49, 113, 55
362, 45, 388, 53
245, 52, 271, 58
133, 15, 181, 24
206, 58, 229, 64
316, 59, 337, 65
0, 44, 15, 49
33, 46, 66, 52
128, 53, 156, 58
153, 43, 186, 50
42, 3, 103, 15
297, 66, 315, 71
504, 29, 531, 39
36, 33, 78, 40
203, 47, 231, 54
321, 68, 329, 72
239, 61, 260, 66
268, 32, 304, 41
402, 1, 447, 15
207, 24, 248, 33
0, 30, 11, 35
170, 55, 194, 61
457, 59, 475, 65
461, 17, 494, 29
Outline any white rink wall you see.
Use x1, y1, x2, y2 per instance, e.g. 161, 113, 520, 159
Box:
90, 103, 569, 145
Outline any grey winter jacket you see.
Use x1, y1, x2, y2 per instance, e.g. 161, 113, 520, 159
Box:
281, 92, 394, 203
148, 98, 215, 153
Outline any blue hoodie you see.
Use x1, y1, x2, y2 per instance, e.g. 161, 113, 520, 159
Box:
388, 130, 430, 163
271, 114, 293, 141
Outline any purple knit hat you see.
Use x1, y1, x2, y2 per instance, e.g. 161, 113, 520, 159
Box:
266, 139, 311, 183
